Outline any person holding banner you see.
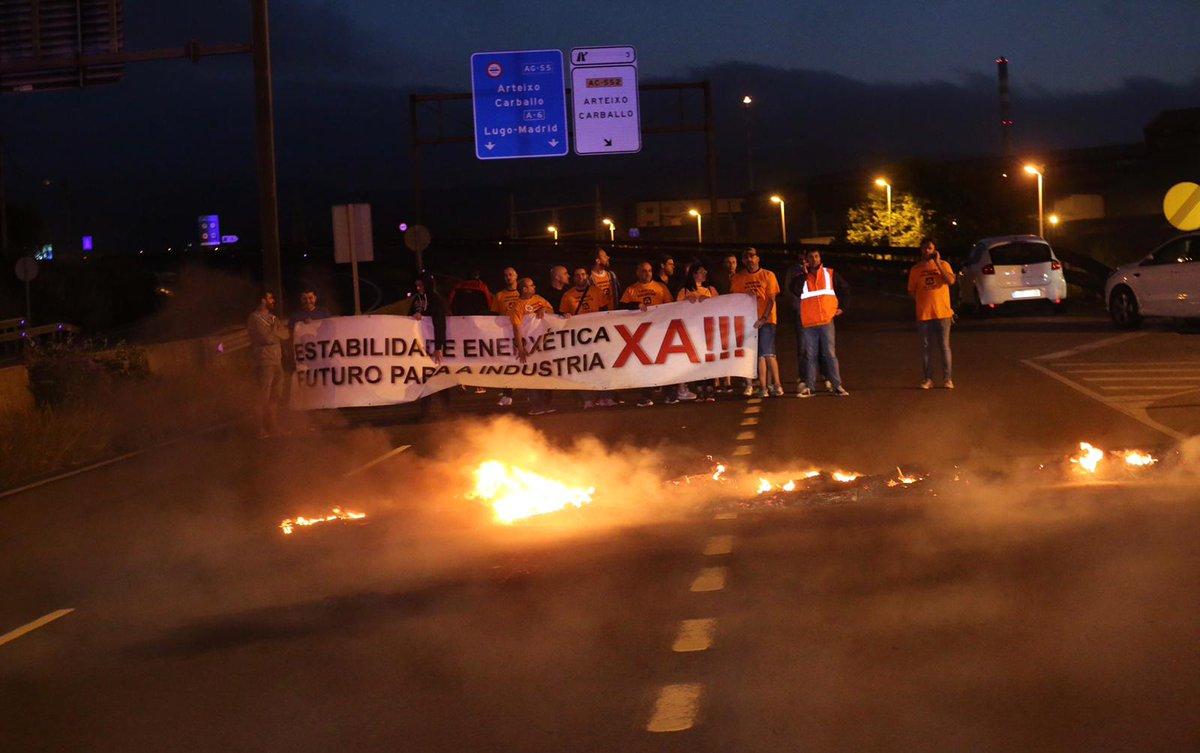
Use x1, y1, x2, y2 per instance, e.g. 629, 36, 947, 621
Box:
412, 275, 450, 417
511, 277, 556, 415
589, 248, 620, 310
678, 259, 720, 402
491, 267, 522, 407
247, 290, 288, 438
731, 247, 784, 398
561, 267, 617, 410
622, 261, 693, 407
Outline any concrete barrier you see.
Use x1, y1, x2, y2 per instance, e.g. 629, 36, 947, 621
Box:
0, 364, 34, 415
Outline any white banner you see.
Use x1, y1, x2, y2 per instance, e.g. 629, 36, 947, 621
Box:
290, 295, 758, 409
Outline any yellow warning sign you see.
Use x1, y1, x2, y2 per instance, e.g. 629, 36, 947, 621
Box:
1163, 182, 1200, 231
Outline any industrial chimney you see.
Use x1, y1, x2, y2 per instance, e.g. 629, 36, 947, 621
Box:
997, 57, 1013, 162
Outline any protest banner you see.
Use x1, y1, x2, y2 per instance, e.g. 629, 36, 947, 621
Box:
290, 295, 758, 409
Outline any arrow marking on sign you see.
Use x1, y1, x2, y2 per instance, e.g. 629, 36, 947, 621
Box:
604, 138, 613, 147
549, 139, 559, 147
484, 142, 495, 150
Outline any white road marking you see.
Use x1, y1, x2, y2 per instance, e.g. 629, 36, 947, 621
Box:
1099, 385, 1200, 391
690, 566, 728, 592
739, 417, 759, 426
1033, 332, 1150, 361
744, 405, 761, 414
1022, 358, 1185, 440
342, 444, 412, 477
734, 430, 755, 441
747, 397, 763, 404
672, 618, 717, 652
732, 445, 752, 456
646, 683, 703, 732
0, 609, 75, 648
713, 512, 737, 520
703, 535, 734, 555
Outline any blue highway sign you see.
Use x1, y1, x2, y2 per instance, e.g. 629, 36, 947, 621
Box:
471, 49, 569, 160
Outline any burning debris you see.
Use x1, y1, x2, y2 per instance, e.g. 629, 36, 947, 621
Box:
1068, 441, 1158, 477
279, 507, 367, 535
469, 460, 595, 525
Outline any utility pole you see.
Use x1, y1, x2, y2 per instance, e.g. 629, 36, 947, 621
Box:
251, 0, 282, 303
0, 135, 8, 261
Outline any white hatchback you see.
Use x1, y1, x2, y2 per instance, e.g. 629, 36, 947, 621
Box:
1105, 232, 1200, 328
959, 235, 1068, 311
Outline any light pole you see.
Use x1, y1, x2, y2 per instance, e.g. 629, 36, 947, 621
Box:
547, 225, 558, 242
741, 95, 754, 192
874, 177, 892, 245
770, 195, 787, 244
1023, 164, 1044, 237
1047, 213, 1060, 230
601, 217, 615, 241
688, 209, 703, 243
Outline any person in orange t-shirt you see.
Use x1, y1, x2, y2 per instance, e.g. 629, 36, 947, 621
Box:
907, 237, 957, 389
512, 277, 555, 416
730, 247, 783, 398
620, 261, 690, 407
490, 267, 522, 407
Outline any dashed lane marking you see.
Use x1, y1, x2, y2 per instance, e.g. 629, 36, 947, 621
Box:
744, 405, 761, 414
739, 417, 759, 426
671, 619, 717, 653
747, 397, 763, 405
0, 609, 75, 648
703, 535, 734, 556
713, 512, 737, 520
646, 683, 704, 732
734, 430, 755, 441
690, 566, 728, 592
732, 445, 752, 457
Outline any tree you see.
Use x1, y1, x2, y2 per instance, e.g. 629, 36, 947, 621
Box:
845, 191, 933, 247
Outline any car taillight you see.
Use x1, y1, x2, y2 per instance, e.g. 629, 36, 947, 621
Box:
982, 264, 995, 275
1050, 260, 1062, 270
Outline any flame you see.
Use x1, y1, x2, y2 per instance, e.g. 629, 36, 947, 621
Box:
756, 477, 772, 494
1120, 449, 1156, 467
1070, 442, 1105, 473
279, 506, 366, 535
887, 467, 920, 487
469, 460, 595, 524
781, 480, 796, 492
831, 470, 862, 483
711, 463, 727, 481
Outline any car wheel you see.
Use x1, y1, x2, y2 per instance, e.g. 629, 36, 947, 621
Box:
1108, 287, 1142, 329
974, 290, 991, 318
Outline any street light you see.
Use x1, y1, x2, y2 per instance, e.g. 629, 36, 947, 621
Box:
547, 225, 558, 241
688, 209, 703, 243
1048, 213, 1060, 228
741, 95, 754, 191
601, 217, 615, 241
1023, 164, 1045, 237
770, 195, 787, 244
874, 177, 892, 245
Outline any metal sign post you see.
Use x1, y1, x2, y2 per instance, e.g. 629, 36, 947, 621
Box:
333, 204, 374, 315
14, 256, 37, 325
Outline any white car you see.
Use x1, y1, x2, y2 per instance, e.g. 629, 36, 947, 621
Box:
1105, 232, 1200, 328
959, 235, 1068, 311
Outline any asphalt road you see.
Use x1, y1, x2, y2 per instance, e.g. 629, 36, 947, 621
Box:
3, 295, 1200, 752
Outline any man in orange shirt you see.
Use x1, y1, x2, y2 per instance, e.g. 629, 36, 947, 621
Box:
731, 247, 784, 398
907, 237, 957, 389
560, 267, 607, 316
491, 267, 522, 407
511, 277, 556, 415
620, 261, 687, 407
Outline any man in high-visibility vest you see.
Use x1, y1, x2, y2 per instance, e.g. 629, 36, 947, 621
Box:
789, 250, 850, 397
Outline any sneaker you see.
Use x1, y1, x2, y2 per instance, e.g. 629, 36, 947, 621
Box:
833, 386, 850, 396
498, 395, 513, 407
943, 380, 955, 390
676, 386, 698, 401
757, 387, 769, 399
768, 384, 784, 397
583, 399, 596, 410
664, 394, 679, 405
920, 379, 933, 390
795, 383, 809, 397
598, 398, 618, 408
705, 395, 717, 403
637, 398, 654, 408
474, 387, 487, 394
741, 384, 755, 398
797, 388, 814, 398
824, 380, 833, 392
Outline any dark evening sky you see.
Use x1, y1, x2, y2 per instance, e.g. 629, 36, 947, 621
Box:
131, 0, 1200, 91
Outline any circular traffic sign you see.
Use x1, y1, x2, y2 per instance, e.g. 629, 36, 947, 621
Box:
404, 224, 432, 253
1163, 182, 1200, 231
14, 256, 37, 282
486, 62, 502, 78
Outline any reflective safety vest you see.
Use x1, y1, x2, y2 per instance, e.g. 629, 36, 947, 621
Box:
800, 266, 839, 328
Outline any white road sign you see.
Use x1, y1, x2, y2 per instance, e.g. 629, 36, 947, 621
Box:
570, 46, 641, 156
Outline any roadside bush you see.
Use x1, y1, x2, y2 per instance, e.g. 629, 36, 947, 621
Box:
24, 338, 150, 408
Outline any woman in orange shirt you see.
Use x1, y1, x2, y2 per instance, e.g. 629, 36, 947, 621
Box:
678, 260, 720, 401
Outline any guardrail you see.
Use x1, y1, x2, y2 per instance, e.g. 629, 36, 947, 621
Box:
0, 321, 81, 361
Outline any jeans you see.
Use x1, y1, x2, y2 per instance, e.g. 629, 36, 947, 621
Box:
802, 324, 842, 391
918, 317, 953, 381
